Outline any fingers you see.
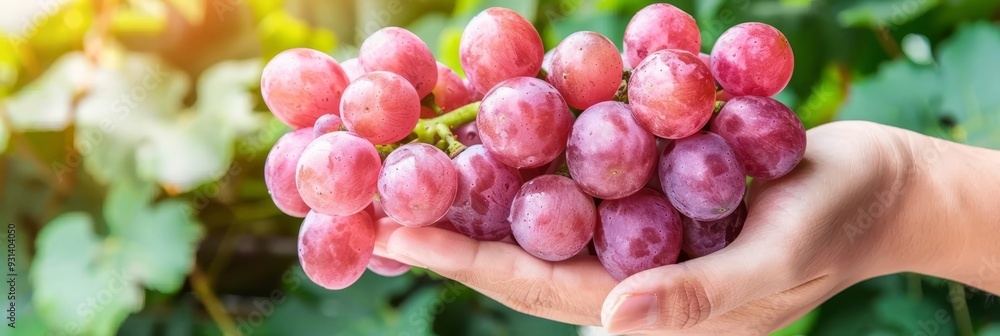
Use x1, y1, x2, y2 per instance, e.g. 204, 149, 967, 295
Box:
384, 226, 618, 325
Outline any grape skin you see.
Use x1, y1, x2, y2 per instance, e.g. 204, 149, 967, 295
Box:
682, 201, 746, 258
312, 114, 343, 138
359, 27, 437, 97
264, 127, 314, 218
595, 188, 683, 280
460, 7, 544, 95
567, 102, 656, 199
623, 3, 701, 69
547, 32, 624, 110
477, 77, 573, 169
455, 122, 482, 146
296, 131, 381, 216
659, 131, 746, 221
711, 96, 806, 179
340, 71, 421, 145
432, 62, 473, 113
509, 175, 597, 261
298, 210, 375, 290
710, 22, 794, 97
628, 49, 716, 139
447, 145, 524, 241
261, 48, 350, 128
367, 255, 411, 277
378, 143, 459, 227
340, 57, 365, 82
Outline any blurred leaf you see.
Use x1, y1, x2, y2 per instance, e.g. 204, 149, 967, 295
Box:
165, 0, 207, 25
455, 0, 539, 21
0, 113, 8, 153
258, 11, 337, 61
545, 3, 621, 49
797, 64, 848, 129
837, 0, 937, 28
981, 324, 1000, 336
31, 213, 145, 336
22, 0, 93, 54
936, 22, 1000, 148
3, 53, 91, 131
437, 27, 465, 77
875, 295, 955, 335
771, 308, 820, 336
836, 60, 949, 138
195, 59, 264, 134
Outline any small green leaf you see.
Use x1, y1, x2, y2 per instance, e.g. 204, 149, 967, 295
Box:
981, 324, 1000, 336
936, 22, 1000, 148
836, 60, 949, 138
837, 0, 938, 28
3, 53, 91, 131
454, 0, 538, 22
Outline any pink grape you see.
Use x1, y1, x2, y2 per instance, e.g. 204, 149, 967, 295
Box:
594, 188, 683, 280
455, 122, 482, 146
542, 49, 555, 74
659, 132, 746, 221
710, 22, 794, 97
298, 210, 375, 290
464, 78, 484, 101
566, 102, 656, 199
341, 57, 365, 81
296, 131, 381, 216
447, 145, 523, 241
711, 96, 806, 179
460, 7, 544, 95
340, 71, 421, 145
477, 77, 573, 168
359, 27, 437, 97
623, 3, 701, 69
312, 114, 343, 138
261, 48, 350, 128
378, 143, 459, 227
367, 256, 411, 277
698, 52, 711, 69
509, 175, 597, 261
682, 201, 746, 258
628, 49, 715, 139
547, 31, 623, 110
432, 62, 474, 112
264, 128, 314, 217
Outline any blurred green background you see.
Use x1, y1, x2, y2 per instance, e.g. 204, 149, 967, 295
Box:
1, 0, 999, 335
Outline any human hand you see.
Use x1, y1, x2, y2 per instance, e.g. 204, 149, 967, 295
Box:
373, 120, 982, 335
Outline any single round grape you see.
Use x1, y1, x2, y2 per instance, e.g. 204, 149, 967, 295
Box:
628, 49, 715, 139
659, 131, 745, 221
378, 143, 459, 227
460, 7, 544, 95
367, 256, 411, 277
710, 22, 794, 97
359, 27, 437, 97
340, 71, 421, 145
595, 188, 683, 280
509, 175, 597, 261
623, 3, 701, 69
455, 122, 482, 146
547, 32, 623, 110
261, 48, 350, 128
264, 128, 314, 218
566, 102, 656, 199
447, 145, 524, 241
298, 210, 375, 290
682, 201, 746, 258
432, 62, 474, 112
341, 57, 365, 82
312, 114, 343, 138
711, 96, 806, 179
477, 77, 573, 168
296, 131, 381, 216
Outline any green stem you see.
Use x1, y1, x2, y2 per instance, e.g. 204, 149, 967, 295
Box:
435, 123, 467, 157
948, 282, 974, 336
713, 100, 726, 114
413, 101, 480, 144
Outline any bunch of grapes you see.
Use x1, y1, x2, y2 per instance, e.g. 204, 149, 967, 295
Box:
262, 4, 804, 290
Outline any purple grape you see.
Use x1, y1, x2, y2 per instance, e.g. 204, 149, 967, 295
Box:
659, 132, 745, 221
682, 201, 746, 258
711, 96, 806, 180
566, 102, 656, 199
312, 114, 343, 138
447, 145, 523, 241
595, 188, 683, 280
509, 175, 596, 261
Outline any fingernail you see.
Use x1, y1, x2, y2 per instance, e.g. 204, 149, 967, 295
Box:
605, 294, 658, 334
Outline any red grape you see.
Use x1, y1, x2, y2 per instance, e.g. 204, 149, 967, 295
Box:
341, 57, 365, 82
509, 175, 596, 261
261, 48, 350, 128
595, 188, 683, 280
477, 77, 573, 168
455, 122, 482, 146
659, 132, 745, 221
460, 7, 544, 95
367, 255, 411, 277
623, 3, 701, 69
432, 62, 474, 112
312, 114, 342, 138
566, 102, 656, 199
340, 71, 421, 145
296, 131, 381, 216
628, 49, 715, 139
359, 27, 437, 97
711, 96, 806, 179
682, 201, 746, 258
710, 22, 794, 97
298, 210, 375, 290
547, 32, 623, 110
378, 143, 459, 227
447, 145, 523, 241
264, 127, 314, 218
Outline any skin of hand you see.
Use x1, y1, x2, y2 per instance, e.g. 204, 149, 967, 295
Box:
372, 120, 1000, 335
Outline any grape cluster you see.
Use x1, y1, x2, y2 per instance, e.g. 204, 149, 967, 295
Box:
261, 4, 805, 290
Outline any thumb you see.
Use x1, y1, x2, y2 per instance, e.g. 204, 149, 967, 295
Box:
599, 223, 801, 334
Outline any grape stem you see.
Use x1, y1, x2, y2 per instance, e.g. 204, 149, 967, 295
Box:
411, 101, 480, 156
